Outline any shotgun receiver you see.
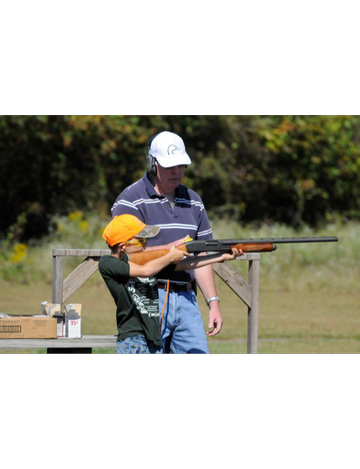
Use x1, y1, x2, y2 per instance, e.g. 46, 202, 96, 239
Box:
129, 236, 338, 265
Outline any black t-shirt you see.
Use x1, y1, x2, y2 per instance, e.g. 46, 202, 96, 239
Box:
98, 254, 162, 346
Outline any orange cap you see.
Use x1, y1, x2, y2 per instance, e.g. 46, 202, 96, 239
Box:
102, 215, 160, 247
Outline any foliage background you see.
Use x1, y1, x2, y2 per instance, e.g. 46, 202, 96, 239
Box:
1, 115, 360, 243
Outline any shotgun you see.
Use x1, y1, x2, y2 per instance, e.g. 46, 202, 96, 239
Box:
128, 236, 338, 265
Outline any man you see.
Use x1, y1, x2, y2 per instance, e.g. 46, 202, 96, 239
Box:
111, 130, 225, 353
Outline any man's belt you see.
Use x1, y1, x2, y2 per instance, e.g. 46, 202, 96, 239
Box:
157, 282, 193, 292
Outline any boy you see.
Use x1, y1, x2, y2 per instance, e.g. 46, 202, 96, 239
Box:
99, 214, 242, 353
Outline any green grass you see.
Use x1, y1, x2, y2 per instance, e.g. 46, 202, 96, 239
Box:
200, 281, 360, 353
208, 338, 360, 354
1, 217, 359, 353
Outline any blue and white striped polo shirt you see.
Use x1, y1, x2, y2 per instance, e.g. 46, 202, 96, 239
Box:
111, 173, 213, 284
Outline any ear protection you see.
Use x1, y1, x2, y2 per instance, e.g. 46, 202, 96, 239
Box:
146, 133, 160, 175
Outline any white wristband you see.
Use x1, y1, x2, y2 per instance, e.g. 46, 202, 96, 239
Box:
206, 296, 220, 307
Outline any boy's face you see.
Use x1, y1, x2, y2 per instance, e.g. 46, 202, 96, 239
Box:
124, 237, 147, 254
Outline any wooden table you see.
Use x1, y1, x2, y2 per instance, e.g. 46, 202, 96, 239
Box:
0, 335, 117, 353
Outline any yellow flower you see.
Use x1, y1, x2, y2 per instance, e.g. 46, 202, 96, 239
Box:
79, 220, 89, 232
68, 211, 83, 221
10, 244, 28, 263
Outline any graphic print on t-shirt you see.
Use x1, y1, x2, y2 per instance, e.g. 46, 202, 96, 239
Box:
126, 277, 160, 318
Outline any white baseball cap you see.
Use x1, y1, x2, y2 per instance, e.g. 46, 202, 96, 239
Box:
148, 131, 192, 168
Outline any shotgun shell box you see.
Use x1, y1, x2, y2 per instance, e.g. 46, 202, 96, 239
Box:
41, 302, 65, 337
0, 315, 57, 339
53, 312, 66, 338
65, 304, 82, 338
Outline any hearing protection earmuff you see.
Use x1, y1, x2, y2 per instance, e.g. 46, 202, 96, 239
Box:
146, 133, 160, 175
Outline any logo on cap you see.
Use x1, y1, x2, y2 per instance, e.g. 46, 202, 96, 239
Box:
167, 144, 179, 155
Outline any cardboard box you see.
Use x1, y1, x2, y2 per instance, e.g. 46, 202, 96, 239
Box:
0, 316, 57, 339
41, 301, 60, 316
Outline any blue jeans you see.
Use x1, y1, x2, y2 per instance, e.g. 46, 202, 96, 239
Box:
116, 335, 163, 354
158, 288, 209, 354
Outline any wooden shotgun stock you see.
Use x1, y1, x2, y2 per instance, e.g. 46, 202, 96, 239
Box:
128, 245, 189, 265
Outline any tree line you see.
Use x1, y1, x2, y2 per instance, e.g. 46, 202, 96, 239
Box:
1, 115, 359, 242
